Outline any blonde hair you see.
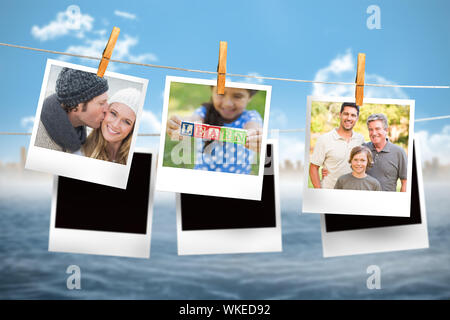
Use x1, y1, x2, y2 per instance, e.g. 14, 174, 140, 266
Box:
83, 126, 134, 165
348, 146, 374, 171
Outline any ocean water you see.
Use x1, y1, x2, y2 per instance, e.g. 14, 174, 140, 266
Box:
0, 172, 449, 300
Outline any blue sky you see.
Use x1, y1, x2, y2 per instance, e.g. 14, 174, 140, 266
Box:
1, 0, 450, 164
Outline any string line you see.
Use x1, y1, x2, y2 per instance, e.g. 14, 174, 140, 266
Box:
1, 114, 449, 136
0, 42, 448, 89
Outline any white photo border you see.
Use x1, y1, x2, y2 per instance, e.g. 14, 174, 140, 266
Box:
176, 139, 282, 255
48, 148, 156, 259
320, 139, 428, 257
156, 76, 272, 200
303, 95, 415, 217
25, 59, 148, 189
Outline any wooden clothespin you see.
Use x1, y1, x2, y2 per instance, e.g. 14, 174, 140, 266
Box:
97, 27, 120, 77
355, 53, 365, 106
217, 41, 228, 95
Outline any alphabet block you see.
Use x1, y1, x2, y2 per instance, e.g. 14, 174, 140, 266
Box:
180, 121, 195, 136
193, 124, 208, 139
234, 129, 247, 145
219, 127, 235, 143
206, 126, 221, 141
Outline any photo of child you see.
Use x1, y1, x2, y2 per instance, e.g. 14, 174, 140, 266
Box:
163, 81, 267, 175
334, 145, 382, 191
157, 76, 271, 201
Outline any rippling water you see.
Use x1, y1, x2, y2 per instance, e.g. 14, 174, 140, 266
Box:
0, 172, 449, 299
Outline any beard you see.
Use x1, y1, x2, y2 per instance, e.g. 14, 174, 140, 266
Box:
341, 122, 355, 131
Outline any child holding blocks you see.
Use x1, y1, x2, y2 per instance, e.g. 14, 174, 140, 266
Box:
166, 86, 263, 174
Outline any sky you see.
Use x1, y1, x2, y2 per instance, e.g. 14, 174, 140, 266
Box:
1, 0, 449, 164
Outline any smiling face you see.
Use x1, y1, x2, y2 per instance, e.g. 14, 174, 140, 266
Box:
339, 106, 359, 131
75, 92, 109, 129
368, 119, 387, 145
101, 102, 136, 143
351, 151, 369, 175
211, 87, 252, 122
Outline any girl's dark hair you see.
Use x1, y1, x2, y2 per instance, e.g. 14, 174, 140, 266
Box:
202, 88, 257, 152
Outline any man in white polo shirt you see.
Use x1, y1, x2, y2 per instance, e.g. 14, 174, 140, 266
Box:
309, 102, 365, 189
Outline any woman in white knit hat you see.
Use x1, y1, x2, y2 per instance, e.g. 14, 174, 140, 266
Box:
83, 87, 140, 164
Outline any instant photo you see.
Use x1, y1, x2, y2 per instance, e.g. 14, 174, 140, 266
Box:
156, 76, 272, 200
321, 140, 429, 257
48, 149, 156, 258
176, 140, 282, 255
26, 59, 148, 189
303, 96, 415, 217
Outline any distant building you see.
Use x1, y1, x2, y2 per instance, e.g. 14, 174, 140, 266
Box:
20, 146, 26, 169
296, 160, 303, 172
283, 159, 294, 171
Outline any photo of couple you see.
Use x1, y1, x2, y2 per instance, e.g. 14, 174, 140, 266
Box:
26, 59, 148, 189
34, 65, 142, 165
309, 101, 410, 193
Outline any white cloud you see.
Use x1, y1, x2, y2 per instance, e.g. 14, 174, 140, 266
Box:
312, 49, 408, 99
139, 109, 162, 134
21, 116, 35, 133
114, 10, 137, 20
277, 135, 305, 164
416, 126, 450, 165
269, 108, 288, 129
129, 53, 158, 64
93, 29, 107, 37
32, 7, 156, 68
241, 72, 264, 84
269, 107, 304, 164
63, 34, 158, 70
64, 38, 105, 59
364, 74, 409, 99
31, 6, 94, 41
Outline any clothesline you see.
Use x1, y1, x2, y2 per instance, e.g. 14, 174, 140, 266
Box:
1, 41, 449, 137
0, 114, 449, 137
0, 42, 449, 89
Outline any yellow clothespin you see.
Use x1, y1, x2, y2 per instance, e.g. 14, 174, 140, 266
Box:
355, 53, 365, 106
97, 27, 120, 77
217, 41, 227, 95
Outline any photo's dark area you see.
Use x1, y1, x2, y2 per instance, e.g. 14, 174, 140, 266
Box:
325, 142, 421, 232
181, 144, 276, 231
55, 152, 152, 234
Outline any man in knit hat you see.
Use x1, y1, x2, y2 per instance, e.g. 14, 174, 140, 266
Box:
35, 67, 109, 153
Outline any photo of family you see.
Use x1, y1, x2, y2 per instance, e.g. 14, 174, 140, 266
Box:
303, 96, 414, 217
309, 101, 409, 192
26, 59, 148, 189
157, 76, 271, 200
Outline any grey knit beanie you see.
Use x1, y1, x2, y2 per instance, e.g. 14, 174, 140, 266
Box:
56, 67, 109, 107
